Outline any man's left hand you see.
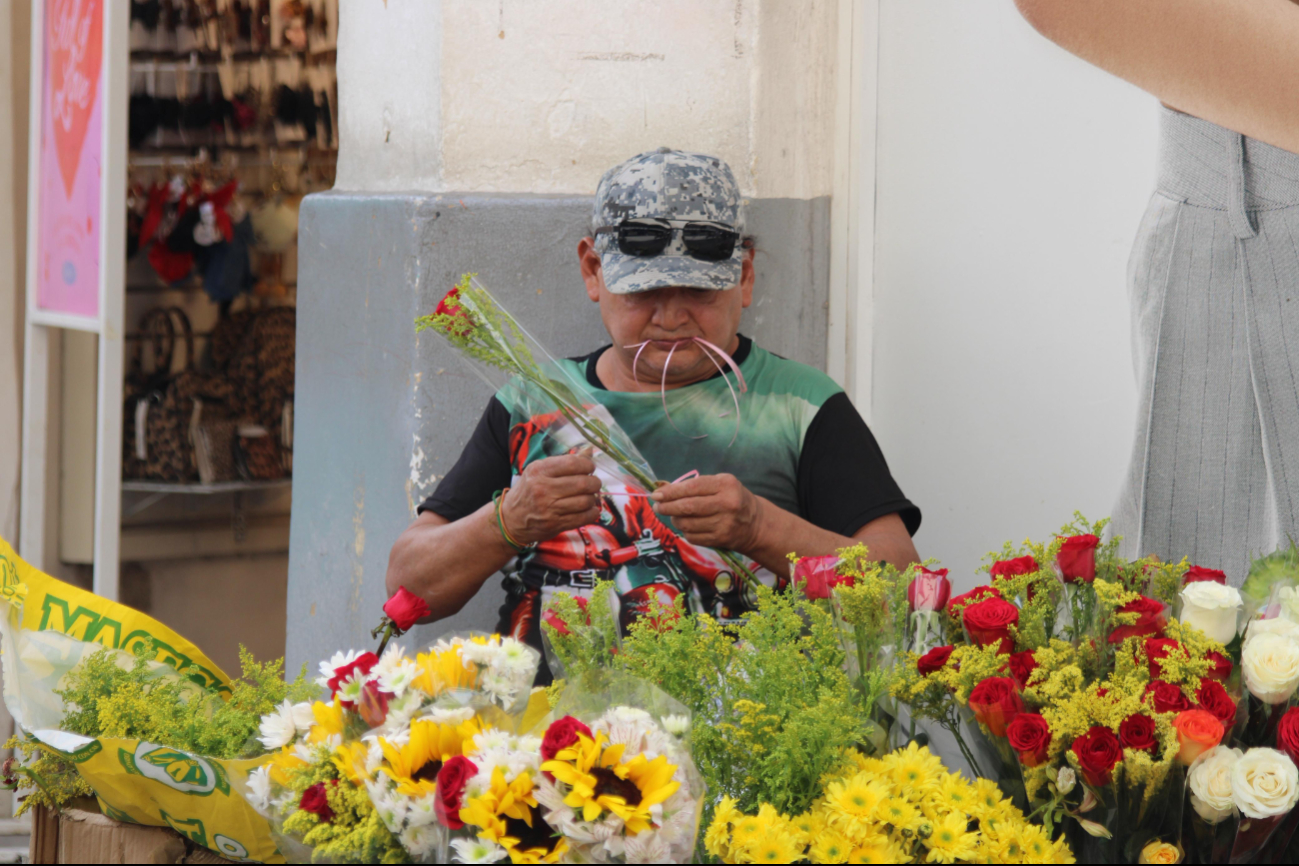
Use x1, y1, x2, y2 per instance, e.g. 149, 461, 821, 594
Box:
650, 473, 766, 551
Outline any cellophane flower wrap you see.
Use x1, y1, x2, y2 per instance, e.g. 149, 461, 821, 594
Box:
890, 513, 1251, 861
788, 546, 928, 755
240, 633, 547, 863
416, 273, 760, 596
533, 675, 704, 863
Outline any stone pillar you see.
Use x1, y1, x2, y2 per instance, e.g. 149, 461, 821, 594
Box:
286, 0, 837, 671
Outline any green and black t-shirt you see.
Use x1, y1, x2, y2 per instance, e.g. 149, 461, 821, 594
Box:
420, 335, 919, 679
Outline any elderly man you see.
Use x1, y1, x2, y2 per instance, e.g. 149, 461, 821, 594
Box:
387, 149, 920, 674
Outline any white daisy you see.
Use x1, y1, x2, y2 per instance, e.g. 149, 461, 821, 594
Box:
450, 838, 508, 864
400, 824, 437, 858
316, 649, 363, 687
289, 701, 316, 734
257, 700, 299, 750
421, 706, 476, 725
246, 765, 272, 812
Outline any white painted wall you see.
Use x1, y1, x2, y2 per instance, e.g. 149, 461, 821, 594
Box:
869, 0, 1157, 590
336, 0, 836, 197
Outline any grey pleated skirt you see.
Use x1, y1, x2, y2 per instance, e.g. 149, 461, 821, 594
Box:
1112, 106, 1299, 584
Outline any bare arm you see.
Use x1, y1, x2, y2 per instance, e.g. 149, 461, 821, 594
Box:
651, 474, 920, 575
1015, 0, 1299, 153
385, 454, 602, 620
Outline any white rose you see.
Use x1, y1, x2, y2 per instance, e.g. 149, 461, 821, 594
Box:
1278, 586, 1299, 625
1245, 616, 1299, 647
1188, 746, 1242, 823
1231, 748, 1299, 819
1242, 632, 1299, 705
1179, 582, 1243, 644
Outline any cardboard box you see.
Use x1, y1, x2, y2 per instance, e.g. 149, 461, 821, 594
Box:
29, 805, 238, 865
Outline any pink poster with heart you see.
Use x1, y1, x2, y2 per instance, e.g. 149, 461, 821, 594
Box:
35, 0, 103, 320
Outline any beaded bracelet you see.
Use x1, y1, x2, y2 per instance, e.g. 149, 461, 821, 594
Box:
492, 488, 532, 553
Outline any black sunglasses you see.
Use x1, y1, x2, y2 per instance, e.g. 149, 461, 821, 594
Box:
596, 219, 741, 262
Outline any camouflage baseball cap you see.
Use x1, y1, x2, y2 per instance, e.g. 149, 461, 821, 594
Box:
592, 147, 747, 295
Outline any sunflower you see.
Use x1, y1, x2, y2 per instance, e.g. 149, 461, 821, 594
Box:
378, 717, 481, 797
461, 767, 564, 863
303, 699, 345, 745
540, 731, 680, 834
331, 740, 373, 785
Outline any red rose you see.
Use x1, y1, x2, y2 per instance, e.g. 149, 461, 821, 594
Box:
794, 555, 840, 600
908, 567, 952, 612
918, 645, 955, 676
435, 756, 477, 829
1145, 638, 1182, 679
1183, 566, 1227, 586
962, 598, 1020, 655
968, 677, 1024, 737
1007, 712, 1051, 767
1007, 650, 1039, 690
1144, 680, 1192, 715
541, 716, 594, 779
991, 555, 1039, 580
1195, 679, 1238, 729
326, 652, 379, 697
434, 286, 475, 336
382, 586, 432, 631
1108, 596, 1168, 644
1118, 713, 1158, 754
1204, 651, 1233, 683
1277, 708, 1299, 766
1057, 534, 1100, 583
946, 585, 1001, 617
299, 782, 334, 822
1072, 726, 1123, 787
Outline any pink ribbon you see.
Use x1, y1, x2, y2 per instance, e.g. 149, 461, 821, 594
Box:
624, 337, 748, 446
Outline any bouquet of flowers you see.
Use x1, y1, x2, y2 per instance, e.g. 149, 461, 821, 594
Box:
888, 513, 1299, 863
704, 741, 1073, 864
244, 631, 547, 863
788, 547, 934, 754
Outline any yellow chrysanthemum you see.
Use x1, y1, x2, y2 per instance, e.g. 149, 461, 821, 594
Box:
410, 645, 477, 697
924, 811, 980, 864
847, 835, 903, 865
809, 831, 854, 864
881, 740, 945, 797
824, 773, 891, 832
306, 698, 345, 744
378, 717, 481, 797
969, 777, 1006, 816
790, 809, 826, 839
932, 774, 977, 814
747, 831, 804, 864
878, 796, 925, 833
731, 808, 776, 849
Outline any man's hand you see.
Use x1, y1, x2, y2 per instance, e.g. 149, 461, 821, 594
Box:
650, 473, 766, 551
501, 454, 603, 545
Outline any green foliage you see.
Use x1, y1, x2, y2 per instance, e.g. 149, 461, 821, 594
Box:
59, 645, 315, 760
7, 644, 315, 815
549, 580, 865, 826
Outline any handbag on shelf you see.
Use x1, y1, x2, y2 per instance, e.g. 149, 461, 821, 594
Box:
123, 307, 239, 482
233, 424, 284, 481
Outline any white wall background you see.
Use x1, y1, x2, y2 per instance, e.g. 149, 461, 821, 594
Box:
870, 0, 1158, 592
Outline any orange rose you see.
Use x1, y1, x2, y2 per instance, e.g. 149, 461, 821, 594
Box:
1174, 709, 1224, 766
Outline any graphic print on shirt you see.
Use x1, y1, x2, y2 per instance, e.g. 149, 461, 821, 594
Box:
500, 406, 782, 640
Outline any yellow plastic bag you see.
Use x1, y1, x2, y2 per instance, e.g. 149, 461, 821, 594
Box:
0, 539, 283, 863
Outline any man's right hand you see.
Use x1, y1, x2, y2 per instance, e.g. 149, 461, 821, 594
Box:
500, 453, 603, 545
